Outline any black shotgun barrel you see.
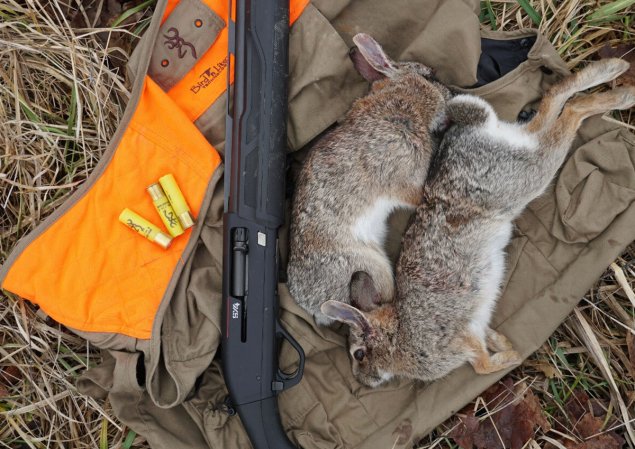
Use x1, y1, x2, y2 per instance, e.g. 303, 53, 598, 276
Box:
222, 0, 305, 448
225, 0, 289, 225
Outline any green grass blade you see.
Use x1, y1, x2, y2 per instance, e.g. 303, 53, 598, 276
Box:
553, 346, 570, 369
549, 379, 564, 406
112, 0, 155, 28
588, 0, 635, 21
19, 100, 66, 135
484, 0, 497, 30
588, 12, 629, 24
0, 5, 20, 19
133, 18, 152, 36
19, 100, 41, 123
568, 18, 579, 35
122, 430, 137, 449
64, 84, 78, 159
66, 84, 77, 136
516, 0, 542, 25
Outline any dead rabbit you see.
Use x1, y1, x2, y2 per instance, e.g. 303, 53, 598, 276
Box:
288, 34, 451, 324
322, 58, 635, 387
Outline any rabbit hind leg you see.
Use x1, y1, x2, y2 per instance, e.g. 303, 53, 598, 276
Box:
526, 58, 629, 134
526, 86, 635, 197
541, 86, 635, 150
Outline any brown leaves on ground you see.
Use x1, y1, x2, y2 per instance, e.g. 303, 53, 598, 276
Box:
67, 1, 154, 74
0, 365, 22, 398
557, 389, 624, 449
598, 45, 635, 87
449, 379, 550, 449
449, 379, 626, 449
69, 0, 149, 29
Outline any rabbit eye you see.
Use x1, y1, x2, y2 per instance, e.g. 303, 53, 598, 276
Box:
353, 349, 366, 362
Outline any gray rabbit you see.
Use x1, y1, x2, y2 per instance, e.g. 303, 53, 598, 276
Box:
287, 34, 451, 324
322, 58, 635, 386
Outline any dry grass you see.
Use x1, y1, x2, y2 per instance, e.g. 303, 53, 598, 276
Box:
0, 0, 634, 448
1, 1, 154, 447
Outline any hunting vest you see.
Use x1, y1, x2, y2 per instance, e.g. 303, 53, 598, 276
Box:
2, 0, 635, 448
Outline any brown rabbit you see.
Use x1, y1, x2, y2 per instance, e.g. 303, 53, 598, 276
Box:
322, 58, 635, 386
287, 33, 452, 325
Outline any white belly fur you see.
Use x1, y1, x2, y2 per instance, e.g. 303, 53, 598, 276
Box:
487, 119, 539, 149
351, 197, 410, 245
469, 222, 513, 340
454, 95, 538, 150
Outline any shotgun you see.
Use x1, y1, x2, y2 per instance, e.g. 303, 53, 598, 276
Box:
221, 0, 305, 448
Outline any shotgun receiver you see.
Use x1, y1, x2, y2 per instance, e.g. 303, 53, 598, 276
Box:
222, 1, 305, 448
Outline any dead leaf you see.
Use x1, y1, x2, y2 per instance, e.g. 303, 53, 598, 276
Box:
449, 412, 479, 449
565, 389, 590, 422
0, 366, 20, 398
519, 388, 550, 432
575, 413, 602, 439
560, 389, 624, 449
0, 366, 21, 386
481, 377, 515, 409
533, 361, 559, 379
598, 45, 635, 86
564, 390, 612, 429
564, 433, 624, 449
449, 380, 550, 449
588, 398, 609, 419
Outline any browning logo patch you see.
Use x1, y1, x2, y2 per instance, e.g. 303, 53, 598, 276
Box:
163, 28, 197, 59
190, 56, 229, 94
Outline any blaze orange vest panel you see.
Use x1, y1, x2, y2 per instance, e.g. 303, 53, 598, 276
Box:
1, 0, 309, 339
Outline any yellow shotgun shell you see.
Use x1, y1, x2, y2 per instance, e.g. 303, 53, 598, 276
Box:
119, 208, 173, 249
147, 183, 184, 237
159, 174, 195, 229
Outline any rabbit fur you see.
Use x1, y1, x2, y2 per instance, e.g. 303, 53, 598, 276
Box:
287, 33, 451, 324
322, 58, 635, 387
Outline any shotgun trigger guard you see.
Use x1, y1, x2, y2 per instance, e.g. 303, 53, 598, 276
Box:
275, 320, 305, 389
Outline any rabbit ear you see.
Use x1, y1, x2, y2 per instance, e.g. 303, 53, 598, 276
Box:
351, 33, 397, 81
349, 46, 385, 82
350, 271, 382, 312
321, 300, 372, 334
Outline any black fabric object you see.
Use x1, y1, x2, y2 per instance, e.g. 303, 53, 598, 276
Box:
474, 36, 537, 87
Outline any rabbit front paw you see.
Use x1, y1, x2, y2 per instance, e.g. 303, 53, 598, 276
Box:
486, 328, 513, 352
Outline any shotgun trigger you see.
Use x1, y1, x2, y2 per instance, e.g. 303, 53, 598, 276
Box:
274, 320, 305, 390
